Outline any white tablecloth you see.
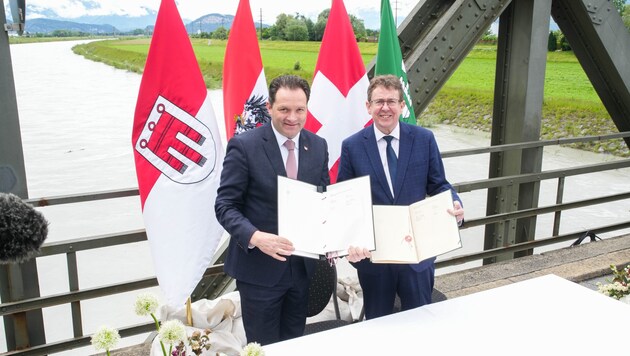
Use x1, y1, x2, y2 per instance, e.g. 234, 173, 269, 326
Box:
265, 274, 630, 355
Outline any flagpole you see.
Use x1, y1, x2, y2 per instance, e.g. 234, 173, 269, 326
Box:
186, 297, 193, 326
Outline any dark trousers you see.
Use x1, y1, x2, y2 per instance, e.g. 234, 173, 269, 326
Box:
359, 263, 435, 320
236, 256, 310, 345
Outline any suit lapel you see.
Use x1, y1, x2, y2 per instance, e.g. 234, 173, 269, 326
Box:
394, 123, 414, 203
296, 132, 311, 181
362, 126, 394, 202
261, 124, 286, 177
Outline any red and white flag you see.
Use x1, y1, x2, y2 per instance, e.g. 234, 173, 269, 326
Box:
305, 0, 371, 183
132, 0, 224, 307
223, 0, 270, 139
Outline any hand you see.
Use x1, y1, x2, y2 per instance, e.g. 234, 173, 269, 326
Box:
346, 246, 371, 263
249, 231, 295, 261
447, 200, 465, 226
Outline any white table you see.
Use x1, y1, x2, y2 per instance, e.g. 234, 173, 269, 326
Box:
264, 274, 629, 355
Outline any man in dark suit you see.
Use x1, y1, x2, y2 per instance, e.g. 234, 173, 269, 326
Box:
215, 75, 369, 345
337, 74, 465, 320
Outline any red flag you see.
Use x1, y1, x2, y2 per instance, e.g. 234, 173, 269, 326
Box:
305, 0, 371, 183
132, 0, 224, 307
223, 0, 270, 139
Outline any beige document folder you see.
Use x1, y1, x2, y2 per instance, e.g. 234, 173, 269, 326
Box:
371, 190, 462, 264
277, 175, 376, 260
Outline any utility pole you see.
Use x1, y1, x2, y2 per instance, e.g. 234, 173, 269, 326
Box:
259, 8, 263, 40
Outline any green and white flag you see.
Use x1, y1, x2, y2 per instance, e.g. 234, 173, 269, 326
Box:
375, 0, 416, 124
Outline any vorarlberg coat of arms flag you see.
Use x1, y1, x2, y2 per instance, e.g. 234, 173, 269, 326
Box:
132, 0, 225, 307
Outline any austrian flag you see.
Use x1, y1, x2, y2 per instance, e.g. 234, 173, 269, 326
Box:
223, 0, 270, 139
132, 0, 225, 307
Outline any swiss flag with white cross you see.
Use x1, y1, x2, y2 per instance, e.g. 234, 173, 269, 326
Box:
305, 0, 371, 183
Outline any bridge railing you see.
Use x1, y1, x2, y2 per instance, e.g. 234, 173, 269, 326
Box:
1, 131, 629, 355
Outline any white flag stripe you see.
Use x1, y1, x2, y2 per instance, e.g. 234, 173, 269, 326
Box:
142, 95, 224, 306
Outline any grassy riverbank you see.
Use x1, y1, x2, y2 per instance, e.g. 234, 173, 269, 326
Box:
72, 38, 628, 157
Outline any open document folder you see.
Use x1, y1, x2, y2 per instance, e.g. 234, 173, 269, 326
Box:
371, 190, 462, 264
277, 175, 375, 259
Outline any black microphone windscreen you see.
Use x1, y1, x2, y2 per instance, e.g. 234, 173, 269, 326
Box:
0, 193, 49, 264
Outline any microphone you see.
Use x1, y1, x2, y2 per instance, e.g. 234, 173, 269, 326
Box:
0, 192, 49, 264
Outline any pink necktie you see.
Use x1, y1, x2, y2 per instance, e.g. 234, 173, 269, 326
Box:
284, 139, 297, 179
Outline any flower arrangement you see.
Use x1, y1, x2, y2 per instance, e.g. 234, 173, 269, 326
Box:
240, 342, 265, 356
597, 264, 630, 302
91, 292, 265, 355
90, 325, 120, 356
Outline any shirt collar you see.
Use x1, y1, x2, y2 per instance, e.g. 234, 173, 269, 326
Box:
271, 123, 301, 147
374, 123, 400, 142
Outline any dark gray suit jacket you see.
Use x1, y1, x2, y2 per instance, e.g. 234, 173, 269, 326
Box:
215, 123, 329, 287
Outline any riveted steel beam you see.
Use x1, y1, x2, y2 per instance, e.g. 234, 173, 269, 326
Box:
386, 0, 513, 116
552, 0, 630, 147
483, 0, 551, 263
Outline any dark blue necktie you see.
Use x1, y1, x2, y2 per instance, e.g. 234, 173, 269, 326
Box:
383, 135, 397, 187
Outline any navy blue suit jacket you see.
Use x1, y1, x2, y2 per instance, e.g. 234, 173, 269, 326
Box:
215, 123, 329, 287
337, 122, 461, 273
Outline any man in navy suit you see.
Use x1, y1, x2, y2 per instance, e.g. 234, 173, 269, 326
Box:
215, 75, 368, 345
337, 74, 465, 320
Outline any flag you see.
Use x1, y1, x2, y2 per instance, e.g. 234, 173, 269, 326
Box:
306, 0, 371, 183
375, 0, 416, 124
223, 0, 270, 140
132, 0, 224, 307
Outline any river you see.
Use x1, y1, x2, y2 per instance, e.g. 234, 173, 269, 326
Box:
2, 40, 629, 354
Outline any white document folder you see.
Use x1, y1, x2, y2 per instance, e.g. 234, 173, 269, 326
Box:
371, 190, 462, 264
277, 175, 375, 259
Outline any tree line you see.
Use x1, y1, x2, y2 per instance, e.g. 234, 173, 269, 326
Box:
194, 8, 378, 42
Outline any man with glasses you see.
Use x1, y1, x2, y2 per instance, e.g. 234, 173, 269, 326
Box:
337, 74, 464, 319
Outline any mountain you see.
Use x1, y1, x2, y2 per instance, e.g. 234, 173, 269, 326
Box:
185, 13, 235, 34
4, 2, 241, 35
55, 11, 158, 32
24, 18, 120, 35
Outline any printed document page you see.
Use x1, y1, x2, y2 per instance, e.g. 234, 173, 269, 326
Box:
371, 190, 462, 263
278, 175, 375, 259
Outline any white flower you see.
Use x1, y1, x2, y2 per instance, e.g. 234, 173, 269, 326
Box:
158, 319, 187, 345
134, 292, 160, 316
241, 342, 265, 356
91, 325, 120, 352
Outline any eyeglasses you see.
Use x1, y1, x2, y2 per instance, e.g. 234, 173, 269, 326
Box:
370, 99, 402, 108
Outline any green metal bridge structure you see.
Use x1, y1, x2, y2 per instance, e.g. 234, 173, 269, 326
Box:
1, 0, 630, 354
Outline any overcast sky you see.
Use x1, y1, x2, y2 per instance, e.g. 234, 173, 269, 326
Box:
22, 0, 418, 28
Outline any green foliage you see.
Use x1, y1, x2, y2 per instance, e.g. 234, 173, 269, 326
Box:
349, 14, 367, 41
559, 33, 571, 51
293, 61, 302, 70
284, 18, 309, 41
623, 4, 630, 30
211, 27, 228, 40
547, 31, 557, 51
613, 0, 626, 15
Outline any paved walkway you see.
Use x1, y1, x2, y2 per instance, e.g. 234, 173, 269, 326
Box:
102, 233, 630, 355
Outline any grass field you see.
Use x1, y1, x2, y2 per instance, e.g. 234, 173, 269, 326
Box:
71, 38, 628, 157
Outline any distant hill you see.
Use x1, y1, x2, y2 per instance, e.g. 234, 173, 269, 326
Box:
185, 13, 236, 34
4, 2, 264, 36
25, 18, 120, 35
14, 14, 252, 36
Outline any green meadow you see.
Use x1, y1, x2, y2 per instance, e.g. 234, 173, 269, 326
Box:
72, 38, 628, 157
